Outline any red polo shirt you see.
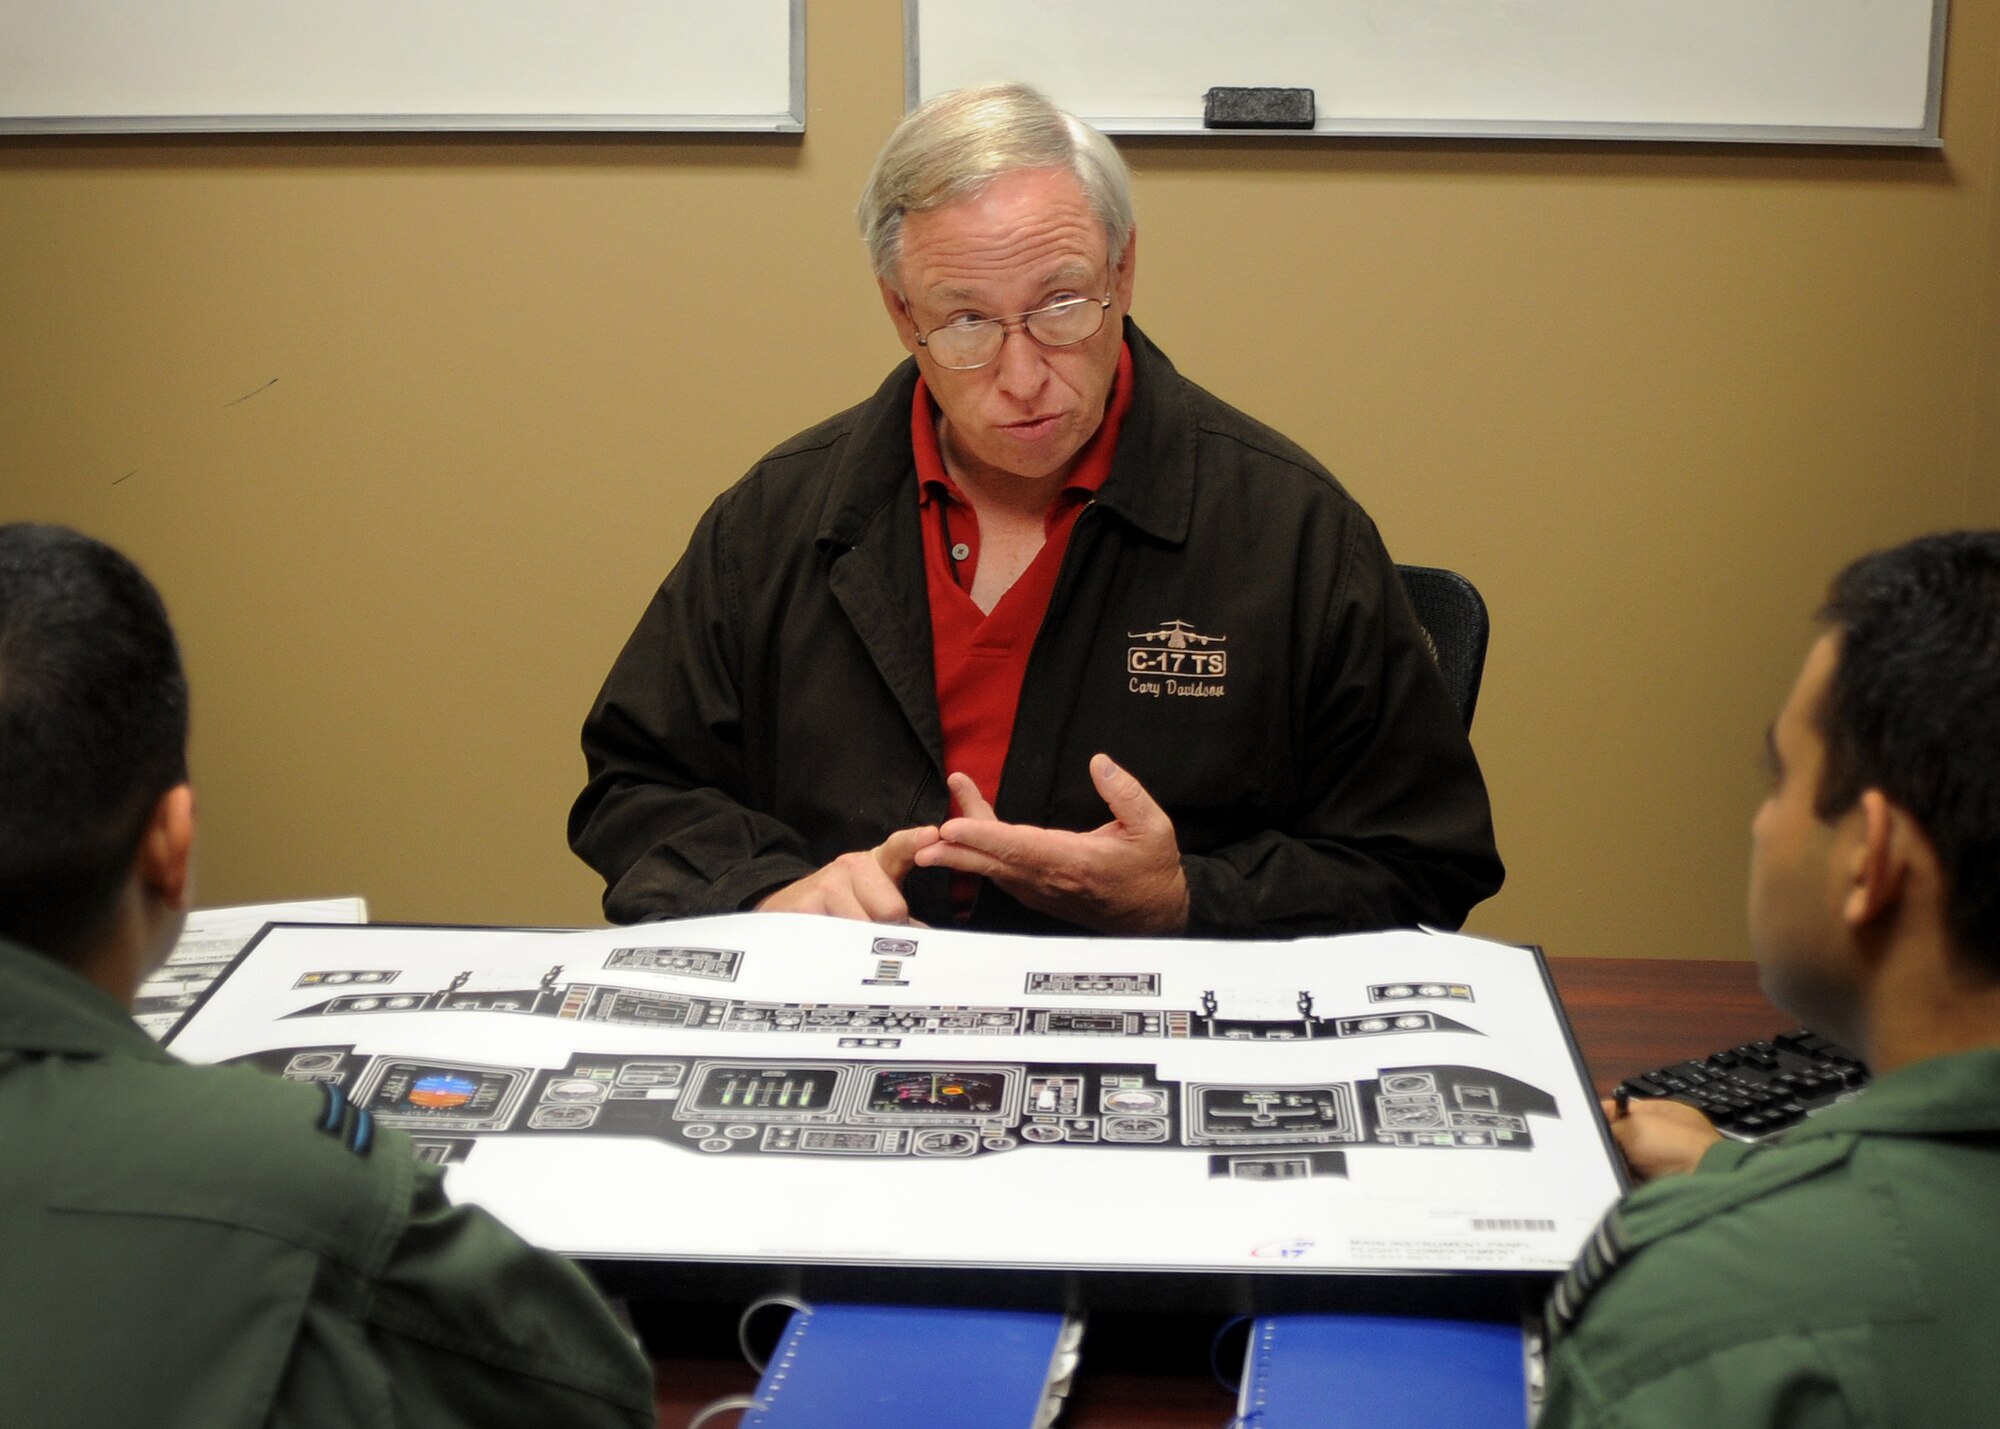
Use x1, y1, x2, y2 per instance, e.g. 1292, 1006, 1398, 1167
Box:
913, 345, 1135, 916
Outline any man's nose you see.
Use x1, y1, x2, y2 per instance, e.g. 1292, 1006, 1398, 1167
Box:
991, 322, 1050, 398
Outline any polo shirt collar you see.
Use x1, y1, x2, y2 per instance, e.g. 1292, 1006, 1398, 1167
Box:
912, 341, 1135, 512
816, 318, 1196, 551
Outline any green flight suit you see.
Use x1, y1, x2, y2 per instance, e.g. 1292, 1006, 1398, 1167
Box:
1540, 1047, 2000, 1427
0, 937, 657, 1429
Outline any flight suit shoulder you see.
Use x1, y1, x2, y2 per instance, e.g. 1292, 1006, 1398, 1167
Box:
1550, 1133, 1933, 1403
1548, 1136, 1856, 1339
42, 1055, 413, 1267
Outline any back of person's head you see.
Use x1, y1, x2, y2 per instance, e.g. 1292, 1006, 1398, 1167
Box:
857, 81, 1135, 284
0, 523, 189, 962
1817, 530, 2000, 977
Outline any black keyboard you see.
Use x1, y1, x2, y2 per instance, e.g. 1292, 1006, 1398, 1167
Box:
1617, 1030, 1870, 1141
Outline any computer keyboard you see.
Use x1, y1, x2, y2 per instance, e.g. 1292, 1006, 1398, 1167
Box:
1616, 1030, 1870, 1141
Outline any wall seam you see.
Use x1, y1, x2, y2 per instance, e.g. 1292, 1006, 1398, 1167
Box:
1967, 6, 2000, 523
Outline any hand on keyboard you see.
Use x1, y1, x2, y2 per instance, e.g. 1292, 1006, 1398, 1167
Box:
1603, 1096, 1722, 1182
1616, 1031, 1870, 1143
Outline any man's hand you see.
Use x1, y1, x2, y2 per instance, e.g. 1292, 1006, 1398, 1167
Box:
914, 754, 1190, 935
1606, 1096, 1725, 1183
754, 826, 939, 924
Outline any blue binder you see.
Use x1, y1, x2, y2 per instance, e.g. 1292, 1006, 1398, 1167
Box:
1237, 1313, 1529, 1427
744, 1302, 1081, 1428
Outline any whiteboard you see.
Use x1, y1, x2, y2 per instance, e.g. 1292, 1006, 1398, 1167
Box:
0, 0, 804, 133
908, 0, 1949, 145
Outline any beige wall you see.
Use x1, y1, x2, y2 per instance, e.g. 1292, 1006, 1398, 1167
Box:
4, 1, 1998, 961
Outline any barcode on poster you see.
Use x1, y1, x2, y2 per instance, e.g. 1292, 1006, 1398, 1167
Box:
1472, 1218, 1556, 1232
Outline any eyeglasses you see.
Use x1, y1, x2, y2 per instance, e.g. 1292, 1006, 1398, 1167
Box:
913, 294, 1113, 371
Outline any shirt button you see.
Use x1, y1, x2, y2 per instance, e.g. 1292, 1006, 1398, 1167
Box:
950, 542, 971, 562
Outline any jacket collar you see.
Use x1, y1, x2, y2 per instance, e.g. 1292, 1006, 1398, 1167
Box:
1788, 1045, 2000, 1140
814, 317, 1195, 553
1096, 319, 1196, 545
0, 935, 172, 1062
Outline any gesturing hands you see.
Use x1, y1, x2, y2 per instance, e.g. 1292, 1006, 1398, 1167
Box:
752, 755, 1187, 933
914, 753, 1190, 935
755, 825, 939, 925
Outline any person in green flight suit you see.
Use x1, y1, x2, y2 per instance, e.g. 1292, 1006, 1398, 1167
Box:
1540, 530, 2000, 1426
0, 522, 658, 1429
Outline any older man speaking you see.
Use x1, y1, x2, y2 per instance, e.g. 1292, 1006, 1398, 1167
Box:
571, 83, 1500, 939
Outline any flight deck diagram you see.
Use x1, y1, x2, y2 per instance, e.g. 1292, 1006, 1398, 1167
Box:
168, 916, 1624, 1280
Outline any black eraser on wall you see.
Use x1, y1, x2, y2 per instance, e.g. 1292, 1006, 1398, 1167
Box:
1203, 87, 1316, 130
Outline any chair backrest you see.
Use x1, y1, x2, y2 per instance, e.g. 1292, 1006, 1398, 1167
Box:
1395, 564, 1489, 731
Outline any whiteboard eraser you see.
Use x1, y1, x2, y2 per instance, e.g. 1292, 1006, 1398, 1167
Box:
1203, 87, 1315, 130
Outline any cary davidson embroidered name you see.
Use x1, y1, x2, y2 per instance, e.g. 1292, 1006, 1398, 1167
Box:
1126, 620, 1227, 698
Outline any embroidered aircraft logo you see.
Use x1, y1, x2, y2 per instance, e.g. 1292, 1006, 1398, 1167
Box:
1127, 619, 1228, 683
1127, 619, 1225, 651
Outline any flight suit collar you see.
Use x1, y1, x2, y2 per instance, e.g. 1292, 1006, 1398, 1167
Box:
1607, 1049, 2000, 1248
0, 935, 171, 1063
1550, 1045, 2000, 1340
1781, 1045, 2000, 1140
1547, 1134, 1856, 1339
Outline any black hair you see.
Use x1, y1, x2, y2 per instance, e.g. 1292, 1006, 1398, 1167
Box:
1816, 530, 2000, 978
0, 523, 189, 961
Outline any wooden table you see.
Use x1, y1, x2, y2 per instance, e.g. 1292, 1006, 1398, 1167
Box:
644, 956, 1783, 1428
1546, 955, 1780, 1096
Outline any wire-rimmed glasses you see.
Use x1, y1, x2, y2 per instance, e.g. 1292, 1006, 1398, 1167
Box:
914, 294, 1113, 371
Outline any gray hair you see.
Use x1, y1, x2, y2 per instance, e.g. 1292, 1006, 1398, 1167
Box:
857, 82, 1135, 285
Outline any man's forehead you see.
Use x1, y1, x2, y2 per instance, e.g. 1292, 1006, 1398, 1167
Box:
1799, 630, 1842, 697
895, 170, 1108, 294
922, 257, 1099, 303
1779, 631, 1841, 742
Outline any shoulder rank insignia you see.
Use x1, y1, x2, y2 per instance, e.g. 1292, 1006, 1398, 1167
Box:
315, 1081, 376, 1157
1545, 1204, 1630, 1340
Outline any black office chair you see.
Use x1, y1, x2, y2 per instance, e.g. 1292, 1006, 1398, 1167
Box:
1395, 564, 1489, 731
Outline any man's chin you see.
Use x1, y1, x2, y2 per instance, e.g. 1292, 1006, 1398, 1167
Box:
964, 434, 1084, 485
1757, 959, 1858, 1048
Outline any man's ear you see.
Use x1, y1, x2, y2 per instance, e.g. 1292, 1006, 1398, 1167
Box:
1842, 788, 1913, 930
136, 783, 196, 912
879, 279, 921, 356
1113, 224, 1138, 311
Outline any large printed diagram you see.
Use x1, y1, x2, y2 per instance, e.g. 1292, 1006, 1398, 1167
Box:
167, 917, 1622, 1280
232, 945, 1559, 1177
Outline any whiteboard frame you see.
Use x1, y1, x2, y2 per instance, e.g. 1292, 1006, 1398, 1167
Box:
904, 0, 1948, 147
0, 0, 805, 135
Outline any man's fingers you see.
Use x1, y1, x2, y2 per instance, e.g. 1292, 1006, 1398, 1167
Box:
1090, 753, 1166, 831
946, 771, 998, 821
873, 825, 939, 882
822, 882, 872, 923
929, 774, 1034, 867
758, 839, 931, 924
916, 837, 1012, 881
853, 883, 911, 924
1607, 1098, 1724, 1182
929, 810, 1037, 870
833, 850, 911, 924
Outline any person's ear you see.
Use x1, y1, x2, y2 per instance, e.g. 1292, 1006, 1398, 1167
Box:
136, 783, 196, 912
1113, 225, 1138, 310
1842, 788, 1913, 930
879, 279, 922, 356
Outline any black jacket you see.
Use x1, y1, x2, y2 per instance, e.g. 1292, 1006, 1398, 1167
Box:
571, 321, 1502, 936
